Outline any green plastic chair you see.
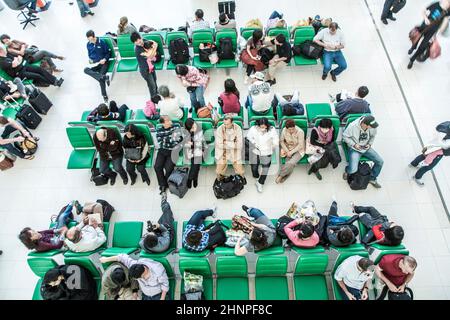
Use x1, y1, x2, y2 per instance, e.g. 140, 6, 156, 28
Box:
179, 258, 213, 300
192, 30, 215, 69
280, 118, 309, 164
247, 105, 275, 123
27, 257, 58, 278
66, 127, 97, 169
139, 221, 178, 258
216, 256, 249, 300
1, 107, 19, 119
276, 103, 307, 125
165, 32, 190, 70
255, 256, 289, 300
267, 27, 290, 39
293, 27, 318, 66
142, 33, 165, 70
32, 279, 43, 300
240, 27, 262, 40
357, 221, 406, 252
215, 30, 239, 68
305, 103, 332, 123
294, 254, 329, 300
116, 35, 138, 72
217, 105, 245, 122
332, 251, 369, 300
101, 221, 143, 257
98, 36, 117, 74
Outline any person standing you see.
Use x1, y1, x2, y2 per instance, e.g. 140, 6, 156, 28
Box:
183, 118, 204, 189
131, 32, 158, 98
313, 22, 347, 82
84, 30, 111, 103
75, 0, 94, 18
175, 64, 208, 111
381, 0, 401, 25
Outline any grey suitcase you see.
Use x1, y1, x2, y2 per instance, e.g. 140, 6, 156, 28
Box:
168, 167, 189, 198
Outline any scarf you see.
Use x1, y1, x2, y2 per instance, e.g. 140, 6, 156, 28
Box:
314, 126, 333, 144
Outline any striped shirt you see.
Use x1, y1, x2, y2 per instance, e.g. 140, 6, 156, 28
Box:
182, 224, 209, 252
156, 125, 183, 150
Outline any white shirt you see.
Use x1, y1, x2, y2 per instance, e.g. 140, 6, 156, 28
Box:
246, 126, 279, 156
65, 223, 106, 253
248, 81, 273, 113
314, 28, 346, 52
188, 19, 211, 37
425, 132, 450, 153
334, 255, 373, 290
158, 97, 184, 120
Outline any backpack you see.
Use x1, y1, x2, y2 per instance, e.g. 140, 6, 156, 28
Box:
90, 158, 109, 186
169, 38, 190, 64
168, 167, 189, 198
347, 162, 372, 190
96, 199, 115, 222
292, 44, 302, 56
377, 285, 413, 300
276, 215, 294, 239
213, 175, 244, 199
299, 40, 323, 59
218, 37, 235, 60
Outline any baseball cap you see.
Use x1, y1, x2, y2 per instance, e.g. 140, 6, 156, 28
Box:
250, 72, 265, 81
362, 115, 379, 128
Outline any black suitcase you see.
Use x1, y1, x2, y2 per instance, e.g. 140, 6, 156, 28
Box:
218, 1, 236, 19
16, 104, 42, 130
28, 87, 53, 115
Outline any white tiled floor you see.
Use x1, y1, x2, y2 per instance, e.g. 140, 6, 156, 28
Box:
0, 0, 449, 299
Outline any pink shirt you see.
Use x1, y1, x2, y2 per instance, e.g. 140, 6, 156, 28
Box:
284, 220, 320, 248
178, 66, 209, 87
219, 92, 241, 114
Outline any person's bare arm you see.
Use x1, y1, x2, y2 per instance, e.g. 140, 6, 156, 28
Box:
234, 237, 248, 256
375, 266, 398, 292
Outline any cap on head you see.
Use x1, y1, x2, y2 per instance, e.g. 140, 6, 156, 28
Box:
361, 115, 378, 128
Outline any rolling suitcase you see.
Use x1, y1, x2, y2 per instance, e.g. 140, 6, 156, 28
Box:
218, 1, 236, 19
28, 86, 53, 115
16, 104, 42, 129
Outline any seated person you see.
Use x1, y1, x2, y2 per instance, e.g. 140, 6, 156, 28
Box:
215, 13, 237, 31
117, 16, 138, 36
375, 254, 417, 298
266, 34, 292, 85
284, 218, 319, 248
274, 90, 304, 117
102, 262, 140, 300
64, 216, 106, 252
276, 119, 305, 184
143, 94, 161, 120
245, 72, 274, 114
0, 77, 29, 101
100, 254, 170, 300
218, 78, 241, 115
334, 256, 375, 300
183, 206, 227, 252
41, 264, 98, 300
316, 200, 359, 247
123, 124, 150, 186
86, 101, 129, 122
307, 118, 341, 180
332, 86, 371, 120
140, 197, 175, 253
157, 85, 184, 120
352, 203, 404, 246
188, 9, 211, 38
0, 116, 38, 160
235, 206, 276, 255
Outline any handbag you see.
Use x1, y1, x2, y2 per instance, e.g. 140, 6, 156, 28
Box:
0, 153, 14, 171
429, 39, 441, 59
409, 27, 421, 46
231, 215, 254, 234
17, 137, 38, 156
196, 103, 213, 118
124, 147, 142, 161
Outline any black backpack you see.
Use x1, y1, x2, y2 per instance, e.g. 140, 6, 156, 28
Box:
292, 45, 302, 56
199, 45, 213, 62
169, 38, 190, 64
299, 40, 323, 59
275, 215, 294, 239
347, 162, 372, 190
213, 175, 244, 199
90, 158, 109, 186
96, 199, 115, 222
377, 285, 413, 300
218, 37, 234, 60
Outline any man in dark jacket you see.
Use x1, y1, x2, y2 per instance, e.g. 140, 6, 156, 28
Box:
130, 32, 158, 98
333, 86, 371, 121
84, 30, 111, 103
93, 127, 128, 185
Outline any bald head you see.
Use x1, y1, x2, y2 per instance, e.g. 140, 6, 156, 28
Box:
96, 129, 107, 142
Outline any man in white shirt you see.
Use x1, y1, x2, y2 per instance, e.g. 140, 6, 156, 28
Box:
313, 22, 347, 82
188, 9, 211, 38
334, 255, 375, 300
100, 254, 170, 300
64, 218, 106, 253
245, 72, 274, 114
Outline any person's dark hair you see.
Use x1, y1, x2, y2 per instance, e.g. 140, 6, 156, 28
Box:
275, 34, 286, 44
129, 264, 146, 279
151, 95, 162, 104
256, 117, 271, 130
0, 34, 11, 44
43, 268, 64, 285
285, 119, 296, 129
219, 12, 227, 23
124, 123, 144, 139
184, 118, 196, 131
337, 227, 354, 245
143, 233, 159, 249
384, 225, 404, 246
111, 268, 127, 285
175, 64, 189, 76
329, 22, 339, 30
298, 222, 314, 239
224, 78, 239, 97
86, 30, 95, 38
250, 227, 268, 251
318, 118, 333, 129
357, 86, 369, 98
358, 258, 374, 271
19, 227, 37, 250
97, 103, 109, 116
130, 31, 141, 43
186, 230, 203, 246
143, 40, 153, 50
159, 116, 169, 124
195, 9, 204, 20
252, 30, 264, 44
0, 116, 8, 125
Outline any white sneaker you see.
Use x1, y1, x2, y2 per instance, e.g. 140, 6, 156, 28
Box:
211, 204, 218, 218
413, 177, 424, 186
255, 182, 263, 193
328, 93, 336, 103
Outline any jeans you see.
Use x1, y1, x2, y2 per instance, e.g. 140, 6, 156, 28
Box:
246, 64, 255, 77
188, 86, 206, 110
126, 155, 150, 182
154, 148, 177, 189
18, 65, 56, 86
269, 10, 283, 20
187, 209, 214, 227
31, 50, 58, 69
322, 50, 347, 76
142, 292, 170, 300
248, 208, 273, 228
354, 206, 389, 244
381, 0, 395, 20
346, 148, 384, 180
13, 78, 28, 97
339, 284, 362, 300
159, 200, 175, 242
84, 63, 109, 98
55, 203, 73, 229
140, 71, 158, 98
250, 154, 272, 184
76, 0, 91, 17
99, 156, 128, 181
411, 154, 443, 179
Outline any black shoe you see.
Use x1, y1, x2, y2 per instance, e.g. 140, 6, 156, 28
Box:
408, 48, 414, 55
105, 75, 110, 87
130, 177, 136, 186
381, 18, 388, 25
407, 60, 414, 69
144, 178, 151, 186
55, 78, 64, 87
308, 167, 313, 175
123, 178, 128, 185
187, 179, 192, 189
110, 176, 116, 186
242, 205, 249, 214
314, 171, 323, 181
387, 16, 396, 21
322, 74, 327, 80
159, 186, 167, 195
331, 73, 337, 82
87, 11, 95, 16
103, 96, 109, 103
193, 180, 198, 188
241, 176, 247, 185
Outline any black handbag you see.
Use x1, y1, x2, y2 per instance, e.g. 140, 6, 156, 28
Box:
90, 158, 109, 186
377, 285, 413, 300
124, 147, 142, 161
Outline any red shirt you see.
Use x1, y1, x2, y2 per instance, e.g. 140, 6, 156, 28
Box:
219, 92, 241, 114
378, 254, 408, 287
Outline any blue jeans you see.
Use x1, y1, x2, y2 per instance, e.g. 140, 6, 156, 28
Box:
76, 0, 91, 17
339, 284, 362, 300
55, 203, 73, 229
187, 209, 214, 227
346, 148, 384, 180
248, 208, 265, 219
322, 50, 347, 76
189, 86, 206, 110
269, 11, 283, 20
